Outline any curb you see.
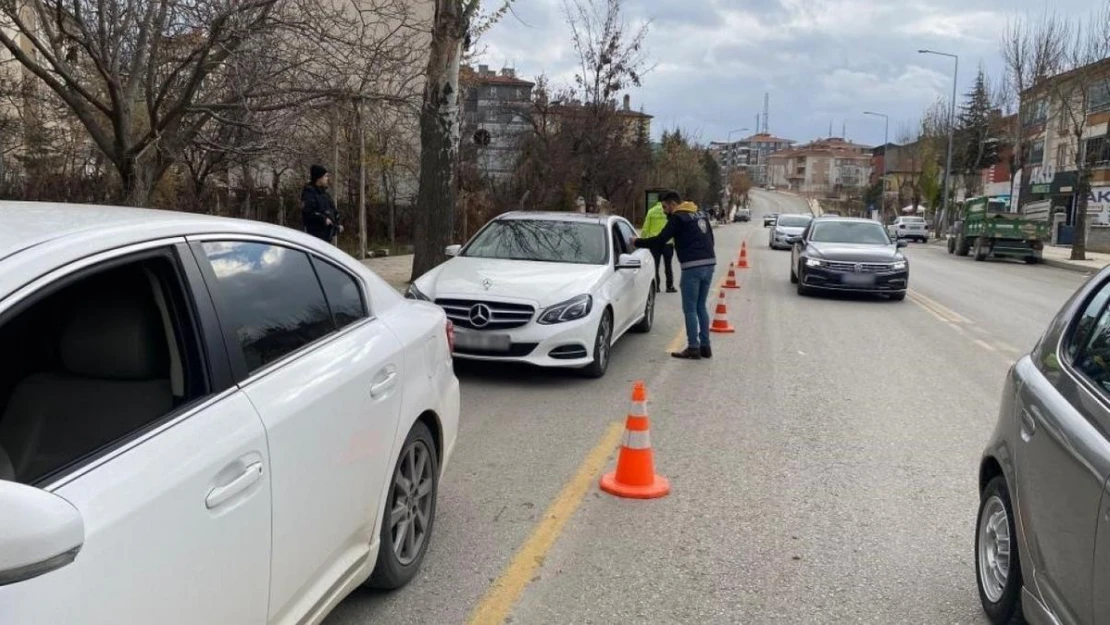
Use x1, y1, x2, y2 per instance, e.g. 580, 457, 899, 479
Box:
1041, 258, 1104, 275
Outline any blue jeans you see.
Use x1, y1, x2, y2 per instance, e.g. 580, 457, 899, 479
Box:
680, 264, 714, 349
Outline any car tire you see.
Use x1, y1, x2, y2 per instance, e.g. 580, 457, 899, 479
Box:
976, 476, 1024, 625
796, 267, 810, 296
367, 421, 439, 590
582, 309, 613, 378
974, 238, 988, 262
957, 234, 971, 257
790, 265, 798, 284
890, 291, 906, 301
1024, 256, 1039, 265
631, 287, 655, 333
948, 236, 956, 254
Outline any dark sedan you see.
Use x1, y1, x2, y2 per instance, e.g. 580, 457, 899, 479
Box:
788, 217, 909, 300
763, 213, 779, 227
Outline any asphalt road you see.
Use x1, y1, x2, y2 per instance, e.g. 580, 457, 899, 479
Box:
325, 192, 1091, 625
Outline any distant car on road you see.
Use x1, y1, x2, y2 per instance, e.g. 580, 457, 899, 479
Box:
763, 213, 779, 228
769, 213, 813, 250
733, 207, 751, 222
888, 216, 929, 243
0, 204, 459, 624
789, 216, 909, 300
408, 212, 656, 378
975, 265, 1110, 625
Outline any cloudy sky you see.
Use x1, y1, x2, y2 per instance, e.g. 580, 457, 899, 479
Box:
477, 0, 1094, 148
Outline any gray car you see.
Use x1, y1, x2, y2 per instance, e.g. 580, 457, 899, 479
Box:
977, 267, 1110, 625
769, 214, 812, 250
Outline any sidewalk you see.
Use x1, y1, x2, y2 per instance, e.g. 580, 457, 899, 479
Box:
361, 254, 413, 291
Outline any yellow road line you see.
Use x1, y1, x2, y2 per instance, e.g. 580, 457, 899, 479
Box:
666, 327, 686, 353
974, 339, 997, 353
907, 290, 970, 324
466, 421, 625, 625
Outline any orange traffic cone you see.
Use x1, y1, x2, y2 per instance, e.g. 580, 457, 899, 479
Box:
600, 382, 670, 500
723, 262, 741, 289
710, 290, 736, 333
737, 242, 750, 269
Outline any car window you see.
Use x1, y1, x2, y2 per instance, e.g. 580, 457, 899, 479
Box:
462, 220, 608, 265
201, 241, 335, 373
616, 221, 637, 249
810, 221, 891, 244
612, 224, 632, 258
776, 215, 812, 228
312, 258, 368, 330
1067, 282, 1110, 365
0, 253, 207, 485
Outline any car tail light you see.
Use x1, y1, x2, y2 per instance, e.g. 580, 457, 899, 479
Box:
445, 319, 456, 352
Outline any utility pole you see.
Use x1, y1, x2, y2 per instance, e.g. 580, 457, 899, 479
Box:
920, 49, 959, 233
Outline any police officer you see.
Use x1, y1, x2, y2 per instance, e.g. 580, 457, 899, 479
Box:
632, 190, 717, 359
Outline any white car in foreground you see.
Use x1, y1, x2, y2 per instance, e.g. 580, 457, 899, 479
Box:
408, 212, 656, 378
0, 203, 459, 625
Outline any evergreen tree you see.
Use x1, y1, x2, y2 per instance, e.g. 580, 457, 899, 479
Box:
955, 68, 1001, 183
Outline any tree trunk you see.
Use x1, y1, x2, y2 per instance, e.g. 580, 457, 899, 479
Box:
1072, 171, 1090, 261
356, 99, 367, 259
410, 4, 465, 282
119, 158, 158, 207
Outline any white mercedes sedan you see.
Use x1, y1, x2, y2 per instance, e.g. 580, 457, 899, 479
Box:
0, 203, 459, 625
407, 212, 656, 378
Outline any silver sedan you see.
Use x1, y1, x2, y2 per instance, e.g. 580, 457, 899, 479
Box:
976, 265, 1110, 625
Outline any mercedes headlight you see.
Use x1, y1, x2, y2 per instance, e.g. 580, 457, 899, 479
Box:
538, 294, 593, 324
890, 261, 907, 271
805, 258, 824, 268
406, 283, 431, 301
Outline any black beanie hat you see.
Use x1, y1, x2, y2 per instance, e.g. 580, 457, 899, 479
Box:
310, 164, 328, 183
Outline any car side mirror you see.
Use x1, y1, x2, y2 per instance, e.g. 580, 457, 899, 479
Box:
896, 240, 909, 248
785, 235, 801, 244
616, 253, 642, 269
444, 244, 461, 257
0, 481, 84, 586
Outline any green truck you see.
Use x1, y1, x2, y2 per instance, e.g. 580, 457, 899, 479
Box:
947, 195, 1049, 263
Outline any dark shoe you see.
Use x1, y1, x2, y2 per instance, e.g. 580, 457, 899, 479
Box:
666, 286, 678, 293
700, 345, 713, 359
671, 347, 702, 360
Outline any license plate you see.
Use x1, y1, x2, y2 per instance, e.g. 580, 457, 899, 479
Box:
842, 273, 875, 286
454, 329, 511, 352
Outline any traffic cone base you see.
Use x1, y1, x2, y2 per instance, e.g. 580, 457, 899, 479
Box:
600, 382, 670, 500
710, 290, 735, 333
600, 471, 670, 499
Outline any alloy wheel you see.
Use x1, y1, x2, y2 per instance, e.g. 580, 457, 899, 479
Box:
389, 440, 435, 566
977, 494, 1012, 603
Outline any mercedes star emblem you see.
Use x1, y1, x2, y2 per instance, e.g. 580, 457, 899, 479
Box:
469, 303, 492, 328
854, 263, 863, 273
482, 278, 492, 290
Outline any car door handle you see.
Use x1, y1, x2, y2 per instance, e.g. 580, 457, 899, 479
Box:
371, 370, 399, 398
206, 462, 263, 509
1020, 407, 1038, 440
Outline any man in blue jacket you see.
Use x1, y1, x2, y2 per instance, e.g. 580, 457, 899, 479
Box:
632, 190, 717, 359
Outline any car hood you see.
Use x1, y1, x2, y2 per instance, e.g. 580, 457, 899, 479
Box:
414, 256, 608, 306
807, 242, 903, 262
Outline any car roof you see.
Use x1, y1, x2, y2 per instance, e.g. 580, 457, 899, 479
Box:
0, 202, 243, 261
495, 211, 613, 224
813, 216, 882, 224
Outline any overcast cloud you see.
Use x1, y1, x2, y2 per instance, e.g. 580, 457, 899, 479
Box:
477, 0, 1094, 148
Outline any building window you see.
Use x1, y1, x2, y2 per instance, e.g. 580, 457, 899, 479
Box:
1089, 79, 1110, 114
1028, 139, 1045, 166
1023, 99, 1048, 126
1057, 143, 1071, 169
1083, 137, 1110, 168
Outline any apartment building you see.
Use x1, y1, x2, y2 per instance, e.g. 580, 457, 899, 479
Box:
1018, 57, 1110, 243
768, 137, 873, 198
461, 64, 535, 180
712, 132, 793, 185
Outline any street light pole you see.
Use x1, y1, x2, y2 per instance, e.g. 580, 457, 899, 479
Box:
920, 49, 959, 235
864, 111, 889, 221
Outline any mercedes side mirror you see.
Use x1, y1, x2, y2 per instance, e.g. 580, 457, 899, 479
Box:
785, 235, 802, 244
0, 481, 84, 586
444, 244, 462, 257
616, 254, 643, 270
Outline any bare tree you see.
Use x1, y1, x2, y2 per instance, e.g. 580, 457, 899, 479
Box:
1041, 3, 1110, 260
410, 0, 512, 281
999, 11, 1069, 216
562, 0, 650, 213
